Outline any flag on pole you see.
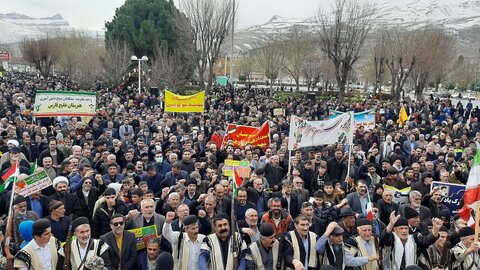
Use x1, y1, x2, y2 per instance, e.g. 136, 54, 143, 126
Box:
365, 191, 373, 221
398, 106, 409, 127
0, 163, 19, 192
459, 147, 480, 224
30, 159, 37, 175
232, 168, 243, 199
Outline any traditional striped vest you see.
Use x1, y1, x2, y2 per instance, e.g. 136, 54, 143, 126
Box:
13, 237, 61, 270
172, 233, 206, 270
248, 240, 279, 270
287, 230, 318, 269
348, 236, 378, 270
202, 232, 243, 270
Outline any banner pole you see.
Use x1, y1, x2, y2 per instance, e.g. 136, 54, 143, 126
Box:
475, 202, 480, 243
287, 150, 292, 179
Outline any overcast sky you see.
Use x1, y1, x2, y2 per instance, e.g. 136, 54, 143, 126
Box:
2, 0, 320, 31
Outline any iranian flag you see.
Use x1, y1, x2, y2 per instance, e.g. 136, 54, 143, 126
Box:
365, 191, 373, 221
0, 163, 19, 192
459, 148, 480, 226
232, 168, 243, 199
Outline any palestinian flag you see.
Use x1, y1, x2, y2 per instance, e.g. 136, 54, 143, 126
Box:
30, 159, 37, 175
232, 168, 243, 199
0, 163, 19, 192
459, 147, 480, 224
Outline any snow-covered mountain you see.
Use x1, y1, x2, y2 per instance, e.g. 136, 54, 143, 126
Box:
0, 13, 71, 44
233, 0, 480, 53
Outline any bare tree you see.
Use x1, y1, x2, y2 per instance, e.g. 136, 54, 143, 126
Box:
20, 37, 59, 78
236, 54, 256, 82
370, 30, 388, 97
54, 31, 104, 89
100, 40, 133, 87
150, 44, 189, 91
410, 27, 455, 100
283, 27, 315, 91
382, 27, 418, 100
255, 39, 285, 90
317, 0, 375, 101
179, 0, 236, 91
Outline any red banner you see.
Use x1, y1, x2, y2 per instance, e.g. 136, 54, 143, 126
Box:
223, 122, 270, 149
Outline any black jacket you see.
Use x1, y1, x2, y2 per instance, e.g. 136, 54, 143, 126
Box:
272, 191, 300, 218
48, 192, 83, 220
100, 230, 137, 270
76, 186, 106, 221
92, 199, 128, 238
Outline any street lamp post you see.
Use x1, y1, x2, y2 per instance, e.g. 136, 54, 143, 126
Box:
131, 55, 149, 95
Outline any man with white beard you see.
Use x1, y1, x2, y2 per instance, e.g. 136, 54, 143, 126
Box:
69, 217, 111, 270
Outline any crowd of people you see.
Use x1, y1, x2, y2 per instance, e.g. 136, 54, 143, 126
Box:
0, 71, 478, 270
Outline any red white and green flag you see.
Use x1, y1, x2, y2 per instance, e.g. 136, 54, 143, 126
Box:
365, 191, 373, 221
233, 168, 243, 199
459, 147, 480, 226
0, 163, 19, 192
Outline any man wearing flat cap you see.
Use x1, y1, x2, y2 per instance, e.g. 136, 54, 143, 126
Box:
380, 212, 443, 270
14, 218, 64, 270
315, 222, 347, 270
242, 223, 280, 270
451, 227, 480, 269
10, 195, 39, 254
338, 207, 357, 241
344, 218, 380, 270
163, 212, 206, 270
69, 216, 112, 270
48, 176, 82, 219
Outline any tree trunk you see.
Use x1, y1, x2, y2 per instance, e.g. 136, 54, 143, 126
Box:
206, 64, 214, 93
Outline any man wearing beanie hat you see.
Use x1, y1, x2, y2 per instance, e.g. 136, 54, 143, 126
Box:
199, 213, 247, 270
14, 218, 64, 269
69, 216, 112, 269
404, 207, 428, 235
418, 226, 451, 269
451, 227, 479, 269
163, 212, 206, 270
243, 223, 280, 270
381, 212, 444, 269
46, 200, 70, 242
344, 219, 380, 270
48, 176, 82, 219
316, 222, 347, 269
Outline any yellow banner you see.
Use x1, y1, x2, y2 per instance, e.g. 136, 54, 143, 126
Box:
164, 90, 205, 113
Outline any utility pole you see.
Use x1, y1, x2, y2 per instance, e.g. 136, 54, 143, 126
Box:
229, 0, 235, 84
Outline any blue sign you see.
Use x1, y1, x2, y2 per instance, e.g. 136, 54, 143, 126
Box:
330, 110, 376, 130
431, 181, 465, 215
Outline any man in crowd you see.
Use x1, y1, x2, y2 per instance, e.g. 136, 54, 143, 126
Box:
100, 214, 137, 270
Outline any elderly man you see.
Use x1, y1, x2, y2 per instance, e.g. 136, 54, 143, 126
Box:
100, 214, 137, 270
423, 186, 449, 218
398, 190, 432, 221
156, 190, 181, 215
239, 208, 261, 245
377, 190, 399, 226
48, 176, 83, 219
246, 178, 270, 214
242, 223, 280, 270
300, 201, 324, 237
199, 213, 247, 270
163, 213, 206, 270
315, 222, 347, 269
451, 227, 480, 269
129, 198, 166, 235
380, 212, 443, 269
69, 217, 111, 269
344, 219, 380, 270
